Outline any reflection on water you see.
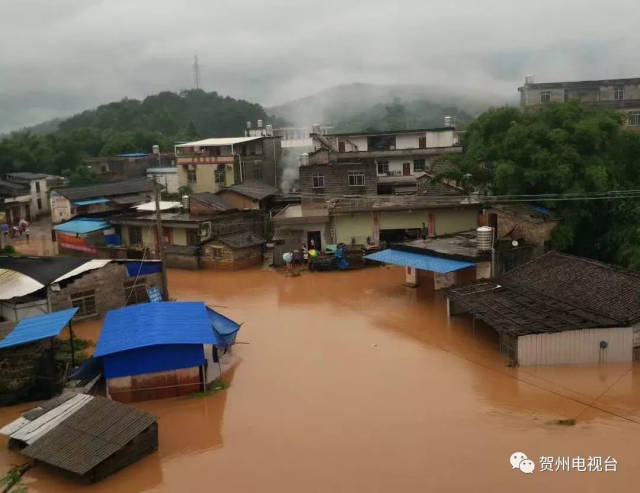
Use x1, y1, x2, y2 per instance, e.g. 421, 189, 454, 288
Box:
1, 266, 640, 492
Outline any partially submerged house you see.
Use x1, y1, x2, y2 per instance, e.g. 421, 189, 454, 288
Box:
94, 301, 240, 402
447, 251, 640, 366
0, 256, 164, 321
0, 393, 157, 483
200, 232, 265, 269
0, 308, 77, 405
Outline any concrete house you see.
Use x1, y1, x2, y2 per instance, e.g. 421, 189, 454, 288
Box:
447, 251, 640, 366
309, 124, 463, 194
175, 135, 282, 194
5, 172, 52, 219
518, 75, 640, 128
216, 181, 279, 210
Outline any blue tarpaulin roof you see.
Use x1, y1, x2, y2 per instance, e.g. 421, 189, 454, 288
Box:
207, 306, 241, 347
118, 152, 148, 158
72, 198, 110, 206
124, 261, 162, 277
94, 302, 216, 358
364, 249, 475, 273
53, 218, 111, 234
0, 308, 78, 349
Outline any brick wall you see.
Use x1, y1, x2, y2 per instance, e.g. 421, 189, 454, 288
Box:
200, 242, 262, 270
300, 162, 377, 201
49, 263, 163, 319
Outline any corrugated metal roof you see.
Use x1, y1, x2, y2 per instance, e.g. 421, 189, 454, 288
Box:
134, 201, 181, 211
53, 218, 111, 234
0, 308, 78, 349
72, 198, 110, 206
175, 136, 262, 147
94, 302, 216, 357
52, 259, 111, 283
0, 269, 44, 300
364, 249, 475, 273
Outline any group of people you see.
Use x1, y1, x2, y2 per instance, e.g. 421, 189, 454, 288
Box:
283, 240, 319, 271
0, 219, 31, 241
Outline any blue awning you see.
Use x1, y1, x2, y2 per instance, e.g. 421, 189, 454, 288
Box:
72, 198, 110, 206
364, 249, 475, 273
207, 306, 241, 347
53, 218, 111, 234
0, 308, 78, 349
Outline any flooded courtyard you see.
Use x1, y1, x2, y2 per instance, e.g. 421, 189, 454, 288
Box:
2, 265, 640, 492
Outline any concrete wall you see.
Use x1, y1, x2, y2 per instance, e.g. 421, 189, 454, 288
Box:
200, 241, 263, 270
517, 326, 633, 366
492, 210, 558, 246
0, 299, 48, 322
50, 193, 73, 224
217, 190, 259, 210
107, 366, 202, 402
334, 213, 374, 245
147, 171, 179, 195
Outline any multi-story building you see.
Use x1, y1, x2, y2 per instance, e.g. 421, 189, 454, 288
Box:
247, 121, 333, 149
518, 75, 640, 127
304, 123, 462, 195
174, 136, 282, 194
5, 172, 56, 219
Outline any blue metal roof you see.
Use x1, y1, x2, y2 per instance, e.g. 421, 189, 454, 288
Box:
207, 306, 241, 347
118, 152, 147, 158
364, 249, 475, 273
94, 302, 216, 357
72, 198, 110, 206
53, 218, 111, 234
0, 308, 78, 349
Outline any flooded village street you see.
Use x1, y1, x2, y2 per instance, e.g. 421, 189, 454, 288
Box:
1, 265, 640, 492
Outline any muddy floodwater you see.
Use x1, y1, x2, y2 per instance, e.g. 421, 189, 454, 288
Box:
2, 266, 640, 492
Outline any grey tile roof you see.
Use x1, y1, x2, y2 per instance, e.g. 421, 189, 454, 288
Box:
223, 180, 278, 200
55, 178, 156, 201
0, 179, 29, 196
216, 232, 265, 249
191, 192, 235, 211
21, 395, 157, 475
447, 251, 640, 336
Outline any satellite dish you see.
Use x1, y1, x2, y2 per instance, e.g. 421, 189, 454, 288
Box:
512, 240, 519, 247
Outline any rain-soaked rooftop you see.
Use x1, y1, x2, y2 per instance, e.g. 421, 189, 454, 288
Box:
1, 265, 640, 492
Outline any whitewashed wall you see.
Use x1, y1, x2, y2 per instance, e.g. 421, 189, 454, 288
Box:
517, 326, 633, 366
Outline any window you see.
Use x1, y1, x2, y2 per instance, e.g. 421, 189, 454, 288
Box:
187, 229, 199, 246
377, 161, 389, 175
348, 172, 366, 186
367, 135, 396, 151
615, 87, 625, 101
215, 166, 226, 184
312, 174, 325, 188
35, 181, 40, 193
540, 91, 551, 104
255, 141, 263, 155
129, 226, 142, 245
123, 280, 148, 305
413, 159, 426, 172
418, 137, 427, 149
253, 164, 263, 180
70, 290, 96, 317
37, 198, 42, 210
210, 246, 224, 258
187, 168, 197, 184
629, 112, 640, 126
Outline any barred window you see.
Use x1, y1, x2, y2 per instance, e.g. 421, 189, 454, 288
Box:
214, 166, 226, 184
129, 226, 142, 245
187, 169, 197, 184
70, 290, 96, 317
377, 162, 389, 174
413, 159, 426, 172
312, 174, 325, 188
348, 172, 365, 186
210, 246, 224, 258
629, 112, 640, 126
540, 91, 551, 104
615, 87, 624, 101
124, 279, 148, 305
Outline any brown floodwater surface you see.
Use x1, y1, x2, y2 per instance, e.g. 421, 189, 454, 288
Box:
2, 266, 640, 492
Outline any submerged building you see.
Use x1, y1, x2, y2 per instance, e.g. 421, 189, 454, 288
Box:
447, 251, 640, 366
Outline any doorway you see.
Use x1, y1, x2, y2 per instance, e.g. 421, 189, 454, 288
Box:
403, 162, 411, 176
307, 231, 322, 250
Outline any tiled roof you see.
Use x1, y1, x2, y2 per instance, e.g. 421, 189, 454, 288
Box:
54, 178, 155, 201
191, 192, 235, 211
223, 180, 278, 200
216, 232, 265, 249
447, 251, 640, 336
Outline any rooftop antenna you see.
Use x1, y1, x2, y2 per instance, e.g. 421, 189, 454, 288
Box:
193, 55, 201, 90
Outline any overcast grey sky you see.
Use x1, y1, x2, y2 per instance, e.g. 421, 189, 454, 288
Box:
1, 0, 638, 132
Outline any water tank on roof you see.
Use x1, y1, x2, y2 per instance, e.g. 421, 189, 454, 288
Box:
182, 195, 190, 211
257, 119, 263, 128
477, 226, 494, 251
152, 144, 160, 154
525, 74, 535, 84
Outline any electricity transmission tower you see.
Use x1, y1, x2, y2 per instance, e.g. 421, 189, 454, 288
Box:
193, 55, 201, 90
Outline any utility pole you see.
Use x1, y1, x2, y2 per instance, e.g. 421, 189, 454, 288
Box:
193, 55, 201, 90
154, 182, 169, 300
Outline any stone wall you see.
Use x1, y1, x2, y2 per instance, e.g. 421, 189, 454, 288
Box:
493, 210, 558, 246
49, 263, 163, 319
0, 340, 60, 405
200, 242, 263, 270
165, 252, 200, 270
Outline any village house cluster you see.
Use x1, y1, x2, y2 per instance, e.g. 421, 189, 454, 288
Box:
2, 75, 640, 484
